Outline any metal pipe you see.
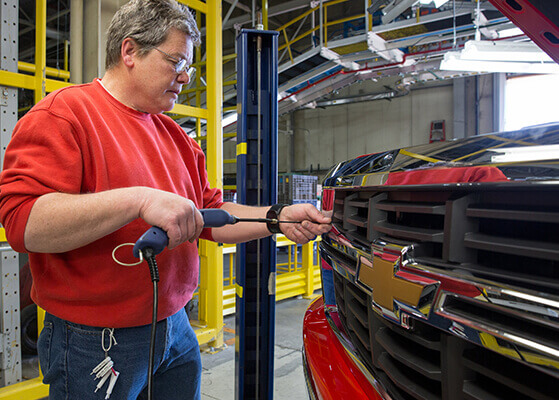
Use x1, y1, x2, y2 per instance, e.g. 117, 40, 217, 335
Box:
34, 0, 46, 104
64, 40, 69, 81
279, 43, 464, 103
475, 0, 481, 41
223, 0, 240, 27
18, 61, 70, 80
319, 0, 324, 47
252, 0, 256, 28
263, 0, 268, 30
312, 7, 316, 48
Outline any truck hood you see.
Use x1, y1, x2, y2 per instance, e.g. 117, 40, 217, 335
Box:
323, 122, 559, 188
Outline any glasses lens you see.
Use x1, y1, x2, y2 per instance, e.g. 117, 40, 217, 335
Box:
175, 59, 187, 73
186, 67, 195, 82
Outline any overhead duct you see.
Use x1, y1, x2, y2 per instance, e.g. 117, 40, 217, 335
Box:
314, 86, 410, 108
367, 0, 391, 14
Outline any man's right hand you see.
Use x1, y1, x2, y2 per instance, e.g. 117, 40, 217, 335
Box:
138, 188, 204, 249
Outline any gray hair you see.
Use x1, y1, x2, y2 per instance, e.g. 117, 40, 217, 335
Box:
105, 0, 200, 70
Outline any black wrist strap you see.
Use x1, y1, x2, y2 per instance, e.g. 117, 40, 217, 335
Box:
266, 204, 288, 234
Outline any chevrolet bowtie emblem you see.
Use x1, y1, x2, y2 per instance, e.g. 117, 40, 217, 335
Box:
358, 242, 435, 314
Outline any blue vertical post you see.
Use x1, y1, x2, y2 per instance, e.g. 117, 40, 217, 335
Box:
235, 29, 279, 400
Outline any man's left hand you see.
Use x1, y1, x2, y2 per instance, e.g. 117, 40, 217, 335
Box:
278, 204, 332, 244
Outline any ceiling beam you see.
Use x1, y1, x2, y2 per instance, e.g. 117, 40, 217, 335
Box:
223, 0, 250, 13
381, 0, 417, 25
220, 0, 311, 31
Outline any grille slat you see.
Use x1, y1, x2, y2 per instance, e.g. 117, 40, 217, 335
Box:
376, 327, 442, 381
347, 298, 368, 328
377, 353, 442, 400
347, 314, 371, 352
347, 200, 369, 208
346, 284, 366, 306
333, 211, 343, 220
346, 215, 367, 228
385, 321, 441, 351
462, 381, 505, 400
441, 295, 559, 348
460, 262, 559, 292
376, 201, 446, 215
462, 349, 557, 400
466, 206, 559, 223
374, 221, 444, 242
464, 232, 559, 261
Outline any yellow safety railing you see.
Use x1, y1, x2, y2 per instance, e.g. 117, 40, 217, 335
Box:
220, 236, 322, 315
192, 236, 322, 318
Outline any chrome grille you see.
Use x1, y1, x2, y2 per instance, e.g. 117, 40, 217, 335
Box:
327, 183, 559, 399
331, 186, 559, 295
332, 271, 558, 400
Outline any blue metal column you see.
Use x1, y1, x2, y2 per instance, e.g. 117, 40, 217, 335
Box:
235, 29, 279, 400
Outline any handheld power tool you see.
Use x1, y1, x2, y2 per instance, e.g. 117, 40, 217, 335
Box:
133, 208, 300, 400
133, 208, 300, 258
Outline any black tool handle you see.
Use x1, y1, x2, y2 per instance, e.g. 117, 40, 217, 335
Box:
133, 227, 168, 258
133, 209, 237, 258
200, 208, 237, 227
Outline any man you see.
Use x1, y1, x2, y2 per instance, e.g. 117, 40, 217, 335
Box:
0, 0, 331, 399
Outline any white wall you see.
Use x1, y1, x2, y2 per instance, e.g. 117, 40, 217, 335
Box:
286, 84, 454, 173
225, 76, 501, 178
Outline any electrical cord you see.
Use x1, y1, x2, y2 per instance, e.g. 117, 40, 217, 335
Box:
141, 247, 160, 400
130, 210, 288, 399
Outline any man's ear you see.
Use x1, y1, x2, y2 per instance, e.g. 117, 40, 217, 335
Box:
121, 38, 137, 68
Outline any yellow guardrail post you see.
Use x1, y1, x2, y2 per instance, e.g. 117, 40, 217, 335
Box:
302, 241, 315, 297
195, 11, 202, 145
263, 0, 268, 30
324, 2, 328, 48
202, 0, 224, 349
34, 0, 46, 104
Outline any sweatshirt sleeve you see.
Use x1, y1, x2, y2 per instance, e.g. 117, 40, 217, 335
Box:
189, 138, 224, 241
0, 109, 83, 252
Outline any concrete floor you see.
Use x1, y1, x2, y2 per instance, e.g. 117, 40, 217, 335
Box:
20, 295, 316, 400
200, 295, 315, 400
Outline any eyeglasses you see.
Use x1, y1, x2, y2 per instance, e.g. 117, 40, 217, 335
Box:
154, 47, 195, 79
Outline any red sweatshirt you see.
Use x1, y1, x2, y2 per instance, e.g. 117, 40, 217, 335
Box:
0, 79, 223, 327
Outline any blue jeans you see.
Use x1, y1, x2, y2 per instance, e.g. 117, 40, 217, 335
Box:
38, 308, 202, 400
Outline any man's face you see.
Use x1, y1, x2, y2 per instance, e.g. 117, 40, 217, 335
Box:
131, 28, 193, 114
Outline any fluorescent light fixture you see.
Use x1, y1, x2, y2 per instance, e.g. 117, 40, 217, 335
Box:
461, 40, 553, 62
222, 113, 237, 128
320, 47, 340, 62
418, 0, 450, 7
488, 144, 559, 162
497, 27, 524, 39
320, 47, 361, 70
440, 40, 559, 74
367, 31, 404, 62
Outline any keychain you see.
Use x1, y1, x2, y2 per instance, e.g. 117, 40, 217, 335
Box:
91, 328, 120, 399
